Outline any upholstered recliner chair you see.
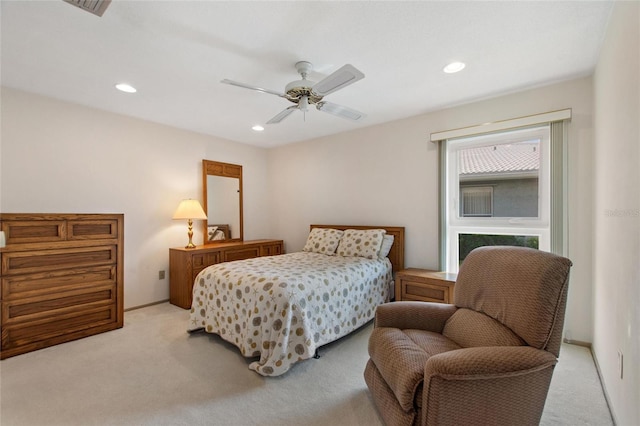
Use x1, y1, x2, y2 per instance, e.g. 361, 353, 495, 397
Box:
364, 246, 572, 426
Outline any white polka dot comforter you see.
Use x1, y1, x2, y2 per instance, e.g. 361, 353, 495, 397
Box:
188, 251, 392, 376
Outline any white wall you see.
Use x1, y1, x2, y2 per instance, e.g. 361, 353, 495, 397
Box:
0, 87, 272, 308
269, 77, 595, 343
592, 2, 640, 425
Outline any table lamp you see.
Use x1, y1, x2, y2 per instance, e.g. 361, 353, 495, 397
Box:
173, 199, 207, 249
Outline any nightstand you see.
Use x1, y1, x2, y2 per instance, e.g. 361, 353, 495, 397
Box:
395, 268, 457, 303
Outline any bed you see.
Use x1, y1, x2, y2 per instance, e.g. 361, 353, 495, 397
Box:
188, 225, 405, 376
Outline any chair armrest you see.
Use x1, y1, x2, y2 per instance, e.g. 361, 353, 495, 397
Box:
374, 301, 458, 332
422, 346, 558, 426
425, 346, 557, 379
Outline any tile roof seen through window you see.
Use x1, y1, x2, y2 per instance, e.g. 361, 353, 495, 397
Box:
459, 140, 540, 176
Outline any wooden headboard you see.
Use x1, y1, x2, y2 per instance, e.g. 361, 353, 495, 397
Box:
310, 225, 405, 273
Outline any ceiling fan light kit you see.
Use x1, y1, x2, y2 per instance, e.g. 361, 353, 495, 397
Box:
221, 61, 366, 125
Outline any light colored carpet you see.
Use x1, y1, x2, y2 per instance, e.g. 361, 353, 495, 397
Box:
0, 303, 613, 426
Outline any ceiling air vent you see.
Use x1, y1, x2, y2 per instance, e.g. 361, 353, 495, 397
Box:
63, 0, 111, 17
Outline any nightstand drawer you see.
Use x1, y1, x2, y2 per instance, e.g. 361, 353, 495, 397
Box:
396, 269, 457, 303
403, 280, 451, 303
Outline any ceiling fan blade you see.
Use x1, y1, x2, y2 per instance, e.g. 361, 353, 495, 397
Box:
266, 106, 298, 124
221, 79, 285, 97
316, 101, 366, 121
312, 64, 364, 96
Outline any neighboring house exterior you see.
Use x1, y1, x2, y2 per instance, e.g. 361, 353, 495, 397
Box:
458, 141, 539, 218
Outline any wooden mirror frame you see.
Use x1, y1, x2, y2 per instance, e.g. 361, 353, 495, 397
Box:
202, 160, 244, 244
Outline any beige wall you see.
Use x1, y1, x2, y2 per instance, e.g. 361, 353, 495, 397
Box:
0, 87, 273, 308
269, 76, 595, 344
593, 2, 640, 425
1, 79, 596, 340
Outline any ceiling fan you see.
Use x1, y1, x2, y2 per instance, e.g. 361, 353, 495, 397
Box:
221, 61, 365, 124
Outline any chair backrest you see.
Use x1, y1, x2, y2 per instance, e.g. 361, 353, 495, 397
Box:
452, 246, 572, 356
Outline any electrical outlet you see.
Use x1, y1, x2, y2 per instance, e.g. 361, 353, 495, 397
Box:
617, 350, 623, 379
158, 270, 166, 280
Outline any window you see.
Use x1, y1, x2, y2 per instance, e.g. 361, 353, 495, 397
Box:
460, 186, 493, 217
458, 233, 539, 266
443, 126, 551, 271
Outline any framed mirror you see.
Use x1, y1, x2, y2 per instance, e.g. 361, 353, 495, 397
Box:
202, 160, 243, 244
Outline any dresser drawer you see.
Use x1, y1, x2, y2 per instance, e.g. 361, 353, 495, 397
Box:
2, 284, 117, 324
1, 220, 67, 245
1, 245, 117, 276
2, 265, 116, 300
1, 304, 118, 354
223, 247, 260, 262
67, 219, 119, 241
261, 243, 282, 256
191, 252, 220, 269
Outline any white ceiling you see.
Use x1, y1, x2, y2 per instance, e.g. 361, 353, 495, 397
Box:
1, 1, 613, 148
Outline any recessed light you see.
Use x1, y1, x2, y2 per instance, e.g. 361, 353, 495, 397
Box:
115, 83, 137, 93
443, 62, 466, 74
252, 125, 264, 132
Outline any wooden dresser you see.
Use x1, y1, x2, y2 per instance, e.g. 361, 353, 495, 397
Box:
395, 269, 457, 304
169, 239, 284, 309
0, 213, 124, 359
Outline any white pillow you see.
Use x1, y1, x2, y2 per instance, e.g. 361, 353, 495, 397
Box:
378, 234, 394, 259
336, 229, 386, 259
302, 228, 344, 255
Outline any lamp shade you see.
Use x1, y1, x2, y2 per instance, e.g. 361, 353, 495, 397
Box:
172, 199, 207, 220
